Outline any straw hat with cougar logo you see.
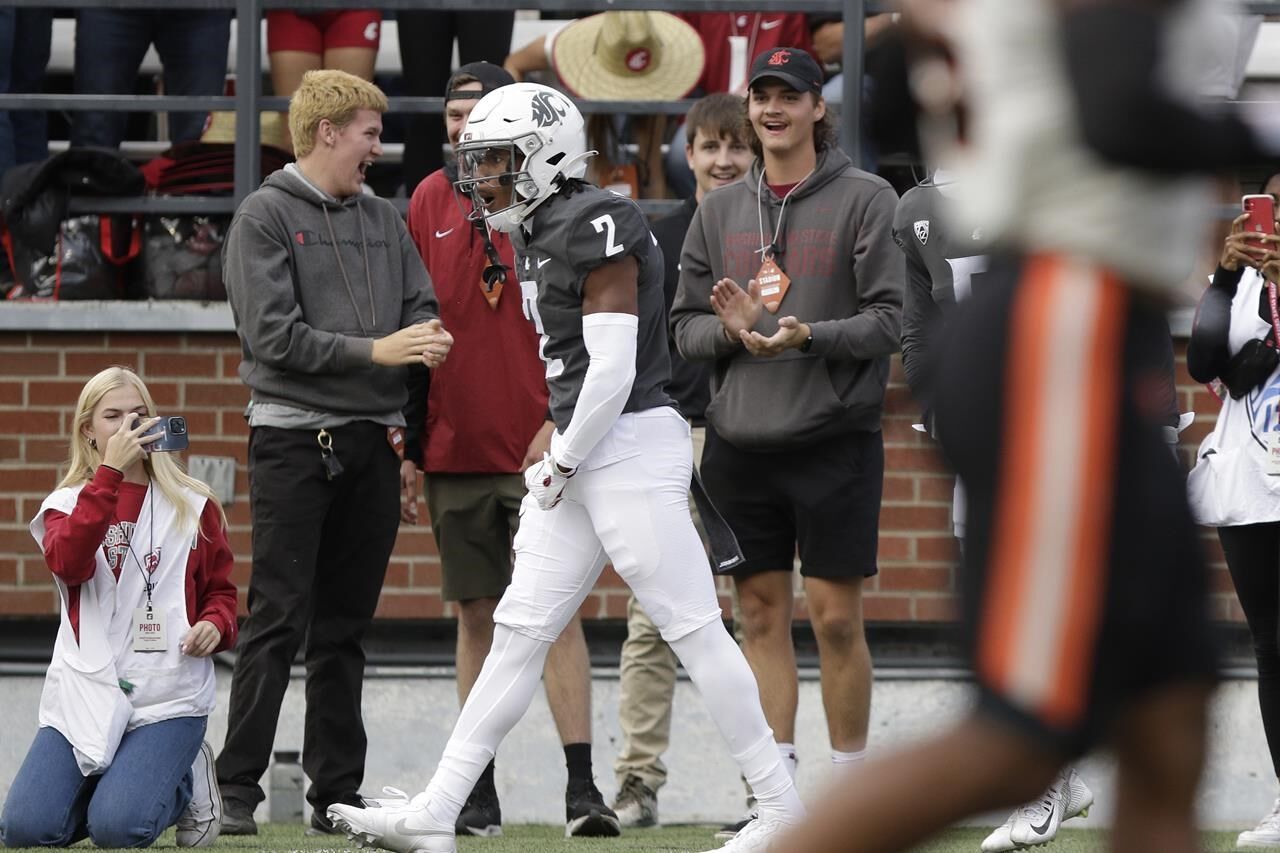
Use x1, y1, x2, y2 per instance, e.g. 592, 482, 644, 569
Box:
551, 11, 704, 101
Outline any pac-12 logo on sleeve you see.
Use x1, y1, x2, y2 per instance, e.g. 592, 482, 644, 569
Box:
914, 220, 930, 246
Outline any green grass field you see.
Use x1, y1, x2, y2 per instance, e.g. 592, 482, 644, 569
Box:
3, 824, 1246, 852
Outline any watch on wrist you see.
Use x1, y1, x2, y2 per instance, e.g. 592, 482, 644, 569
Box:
799, 334, 814, 353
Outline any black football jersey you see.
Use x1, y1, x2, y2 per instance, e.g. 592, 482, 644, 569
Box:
514, 185, 672, 432
893, 182, 991, 415
892, 183, 990, 309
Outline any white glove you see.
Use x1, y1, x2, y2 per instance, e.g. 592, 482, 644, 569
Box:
524, 452, 575, 510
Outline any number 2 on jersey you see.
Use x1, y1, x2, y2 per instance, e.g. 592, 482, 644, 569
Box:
590, 214, 625, 258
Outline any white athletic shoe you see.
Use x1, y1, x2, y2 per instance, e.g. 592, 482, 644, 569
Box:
176, 741, 221, 848
1238, 796, 1280, 848
982, 768, 1093, 851
327, 799, 456, 853
703, 813, 799, 852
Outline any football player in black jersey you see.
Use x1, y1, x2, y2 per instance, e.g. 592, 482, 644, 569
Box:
329, 82, 805, 853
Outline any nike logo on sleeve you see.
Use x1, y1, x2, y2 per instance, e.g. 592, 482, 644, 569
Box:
434, 227, 455, 238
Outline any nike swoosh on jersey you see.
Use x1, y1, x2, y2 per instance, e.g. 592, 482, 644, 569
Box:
760, 18, 783, 29
434, 227, 455, 238
1029, 803, 1055, 835
537, 257, 551, 268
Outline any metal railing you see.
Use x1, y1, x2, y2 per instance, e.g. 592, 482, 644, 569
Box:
0, 0, 893, 216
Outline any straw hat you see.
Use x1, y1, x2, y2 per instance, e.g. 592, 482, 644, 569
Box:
552, 11, 704, 101
201, 110, 290, 152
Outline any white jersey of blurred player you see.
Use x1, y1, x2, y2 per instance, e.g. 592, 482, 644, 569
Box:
327, 82, 804, 853
945, 0, 1239, 296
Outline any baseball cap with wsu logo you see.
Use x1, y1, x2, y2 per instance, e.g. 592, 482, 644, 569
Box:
748, 47, 823, 96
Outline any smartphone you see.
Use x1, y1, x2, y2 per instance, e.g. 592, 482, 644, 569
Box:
1243, 194, 1276, 241
141, 416, 189, 453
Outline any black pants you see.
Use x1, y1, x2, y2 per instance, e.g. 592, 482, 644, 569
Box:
1218, 522, 1280, 778
216, 422, 400, 812
396, 10, 514, 191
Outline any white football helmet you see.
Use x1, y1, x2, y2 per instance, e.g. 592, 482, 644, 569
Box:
454, 82, 592, 233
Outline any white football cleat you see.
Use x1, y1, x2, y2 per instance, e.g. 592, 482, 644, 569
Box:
327, 799, 455, 853
702, 812, 799, 852
983, 768, 1093, 851
1238, 796, 1280, 848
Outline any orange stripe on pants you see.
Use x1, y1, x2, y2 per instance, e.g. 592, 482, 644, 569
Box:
977, 255, 1125, 728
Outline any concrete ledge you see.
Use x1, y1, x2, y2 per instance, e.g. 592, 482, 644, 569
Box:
0, 300, 234, 331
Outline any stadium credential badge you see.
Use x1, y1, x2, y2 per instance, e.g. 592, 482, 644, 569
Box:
914, 220, 930, 246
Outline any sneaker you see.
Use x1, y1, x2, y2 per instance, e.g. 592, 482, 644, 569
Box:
176, 741, 222, 847
612, 775, 658, 828
328, 799, 456, 853
984, 768, 1093, 851
310, 790, 413, 836
219, 793, 258, 836
702, 813, 799, 852
565, 777, 621, 838
716, 810, 758, 842
1239, 796, 1280, 847
456, 775, 502, 837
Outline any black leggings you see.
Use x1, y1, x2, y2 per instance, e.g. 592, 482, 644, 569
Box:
1218, 522, 1280, 779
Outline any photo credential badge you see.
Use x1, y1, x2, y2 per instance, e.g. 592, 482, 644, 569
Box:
132, 607, 167, 651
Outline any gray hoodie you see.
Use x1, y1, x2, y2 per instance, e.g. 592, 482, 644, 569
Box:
224, 167, 438, 420
671, 147, 902, 450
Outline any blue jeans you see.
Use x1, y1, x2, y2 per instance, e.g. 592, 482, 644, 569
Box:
0, 7, 53, 179
71, 9, 231, 149
0, 716, 206, 848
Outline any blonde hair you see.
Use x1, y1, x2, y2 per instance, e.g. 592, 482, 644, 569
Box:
63, 367, 227, 536
289, 69, 389, 158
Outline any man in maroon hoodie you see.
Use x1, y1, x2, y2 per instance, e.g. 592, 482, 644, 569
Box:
400, 63, 617, 839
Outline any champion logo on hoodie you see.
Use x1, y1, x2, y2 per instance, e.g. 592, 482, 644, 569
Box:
293, 230, 390, 250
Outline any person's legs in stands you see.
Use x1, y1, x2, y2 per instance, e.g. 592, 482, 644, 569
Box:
72, 9, 152, 149
154, 9, 233, 144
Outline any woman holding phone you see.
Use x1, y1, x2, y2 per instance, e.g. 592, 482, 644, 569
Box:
0, 366, 237, 849
1187, 172, 1280, 848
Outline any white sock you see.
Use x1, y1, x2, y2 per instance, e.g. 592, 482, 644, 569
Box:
777, 742, 798, 780
831, 748, 866, 766
669, 621, 805, 820
417, 625, 552, 823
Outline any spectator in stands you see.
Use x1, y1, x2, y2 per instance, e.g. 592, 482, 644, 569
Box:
71, 8, 232, 150
266, 10, 382, 155
610, 92, 753, 829
397, 10, 515, 193
0, 7, 53, 179
0, 366, 235, 849
1187, 172, 1280, 850
400, 61, 618, 839
670, 47, 902, 840
214, 70, 451, 838
501, 11, 705, 199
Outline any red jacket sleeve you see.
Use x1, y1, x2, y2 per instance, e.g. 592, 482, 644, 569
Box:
188, 500, 238, 653
40, 466, 125, 586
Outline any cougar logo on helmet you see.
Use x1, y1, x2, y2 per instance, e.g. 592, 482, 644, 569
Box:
454, 83, 592, 234
531, 91, 567, 128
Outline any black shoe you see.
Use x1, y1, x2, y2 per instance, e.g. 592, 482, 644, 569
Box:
308, 793, 370, 836
456, 776, 503, 837
565, 778, 621, 838
219, 795, 258, 836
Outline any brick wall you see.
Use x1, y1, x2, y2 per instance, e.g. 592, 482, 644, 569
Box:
0, 329, 1242, 624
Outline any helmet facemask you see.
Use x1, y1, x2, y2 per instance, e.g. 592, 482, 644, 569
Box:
456, 132, 551, 233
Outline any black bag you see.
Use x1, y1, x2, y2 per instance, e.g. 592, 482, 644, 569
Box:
4, 214, 141, 300
1, 148, 145, 300
140, 215, 228, 300
1222, 337, 1280, 399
